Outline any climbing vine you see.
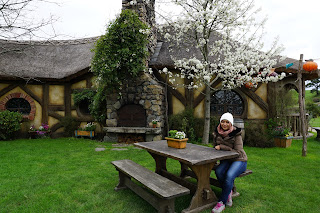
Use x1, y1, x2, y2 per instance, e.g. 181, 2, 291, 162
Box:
90, 9, 150, 123
73, 89, 95, 106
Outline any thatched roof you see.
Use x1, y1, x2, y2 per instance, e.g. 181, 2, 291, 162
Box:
0, 37, 98, 80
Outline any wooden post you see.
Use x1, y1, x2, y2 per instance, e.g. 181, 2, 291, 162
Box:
42, 84, 49, 124
297, 54, 307, 156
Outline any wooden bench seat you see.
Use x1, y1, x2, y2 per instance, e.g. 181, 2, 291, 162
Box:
111, 159, 190, 213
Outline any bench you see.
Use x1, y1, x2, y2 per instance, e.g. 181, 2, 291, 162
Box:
313, 127, 320, 140
111, 159, 190, 213
211, 163, 252, 197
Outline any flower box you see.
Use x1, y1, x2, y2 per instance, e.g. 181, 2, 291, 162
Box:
165, 137, 188, 149
28, 130, 51, 139
274, 136, 293, 148
74, 130, 95, 138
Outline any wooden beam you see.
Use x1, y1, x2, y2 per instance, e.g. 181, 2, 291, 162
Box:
42, 84, 49, 124
50, 123, 63, 132
48, 110, 64, 120
48, 105, 65, 111
153, 70, 187, 106
0, 84, 18, 97
19, 84, 43, 105
240, 87, 268, 112
64, 83, 71, 116
193, 78, 222, 108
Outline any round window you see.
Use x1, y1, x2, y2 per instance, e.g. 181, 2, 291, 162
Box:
78, 99, 91, 115
211, 90, 244, 116
5, 98, 31, 115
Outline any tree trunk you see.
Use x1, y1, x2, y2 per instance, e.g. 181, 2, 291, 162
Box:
298, 54, 307, 157
202, 84, 211, 144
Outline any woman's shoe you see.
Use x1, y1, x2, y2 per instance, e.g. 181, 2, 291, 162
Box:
226, 191, 233, 207
212, 201, 225, 213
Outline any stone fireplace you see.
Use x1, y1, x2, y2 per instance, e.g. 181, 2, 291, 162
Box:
103, 0, 163, 143
103, 73, 165, 143
117, 104, 146, 127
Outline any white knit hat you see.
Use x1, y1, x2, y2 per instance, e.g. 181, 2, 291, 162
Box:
220, 112, 234, 126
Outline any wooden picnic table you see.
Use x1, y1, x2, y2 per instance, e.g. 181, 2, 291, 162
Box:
134, 140, 239, 213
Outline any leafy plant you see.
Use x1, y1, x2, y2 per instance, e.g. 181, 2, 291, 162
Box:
169, 107, 204, 142
90, 9, 149, 122
0, 110, 22, 140
168, 130, 186, 139
29, 123, 51, 137
78, 122, 96, 131
306, 102, 320, 118
271, 126, 291, 137
73, 89, 95, 106
244, 120, 273, 147
60, 116, 80, 137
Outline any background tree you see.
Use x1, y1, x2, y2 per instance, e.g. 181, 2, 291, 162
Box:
156, 0, 285, 144
306, 78, 320, 95
0, 0, 57, 40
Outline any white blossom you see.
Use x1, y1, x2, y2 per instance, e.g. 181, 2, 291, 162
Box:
144, 0, 284, 92
129, 0, 137, 5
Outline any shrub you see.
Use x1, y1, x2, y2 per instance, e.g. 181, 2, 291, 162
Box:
0, 110, 23, 140
168, 108, 222, 143
245, 120, 274, 147
60, 116, 80, 137
312, 97, 320, 103
306, 102, 320, 118
169, 108, 204, 142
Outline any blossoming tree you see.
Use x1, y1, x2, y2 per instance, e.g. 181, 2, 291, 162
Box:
155, 0, 286, 144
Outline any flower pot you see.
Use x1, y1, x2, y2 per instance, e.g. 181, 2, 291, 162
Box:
75, 130, 95, 138
28, 131, 51, 139
152, 123, 157, 128
165, 137, 188, 149
274, 136, 293, 148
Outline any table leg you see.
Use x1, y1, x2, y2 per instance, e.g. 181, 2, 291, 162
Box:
179, 162, 189, 178
149, 152, 167, 174
182, 162, 217, 213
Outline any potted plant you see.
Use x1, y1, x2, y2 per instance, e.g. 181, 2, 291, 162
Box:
152, 119, 158, 128
165, 130, 188, 149
29, 123, 51, 139
271, 125, 293, 148
75, 122, 96, 138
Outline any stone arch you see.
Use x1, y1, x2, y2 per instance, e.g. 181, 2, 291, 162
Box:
0, 92, 36, 120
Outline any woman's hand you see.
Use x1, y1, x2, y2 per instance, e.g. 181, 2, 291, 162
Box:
215, 145, 220, 150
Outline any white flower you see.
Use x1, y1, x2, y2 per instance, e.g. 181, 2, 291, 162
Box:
175, 131, 186, 139
130, 0, 137, 5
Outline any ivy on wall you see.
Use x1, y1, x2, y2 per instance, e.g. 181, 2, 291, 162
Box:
90, 9, 150, 123
73, 89, 95, 107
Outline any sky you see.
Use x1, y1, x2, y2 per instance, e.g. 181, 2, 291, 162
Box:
33, 0, 320, 61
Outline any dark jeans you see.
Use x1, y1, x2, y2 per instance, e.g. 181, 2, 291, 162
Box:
215, 160, 247, 204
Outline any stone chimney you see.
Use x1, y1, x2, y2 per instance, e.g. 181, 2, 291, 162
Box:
122, 0, 157, 56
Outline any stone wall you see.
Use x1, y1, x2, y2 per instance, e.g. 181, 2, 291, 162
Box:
122, 0, 157, 56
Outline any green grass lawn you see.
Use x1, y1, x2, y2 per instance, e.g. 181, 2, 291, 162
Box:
1, 137, 320, 213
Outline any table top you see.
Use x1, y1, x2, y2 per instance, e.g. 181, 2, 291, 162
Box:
134, 140, 239, 166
